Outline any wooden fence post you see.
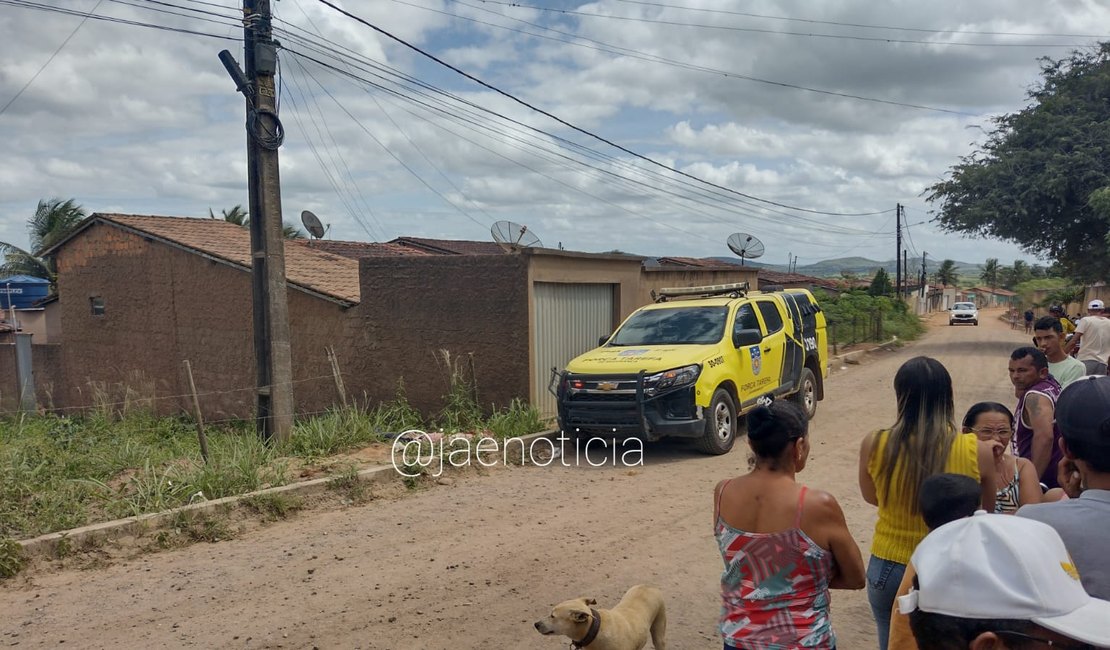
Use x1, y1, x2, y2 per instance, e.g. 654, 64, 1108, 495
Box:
182, 360, 209, 464
326, 346, 348, 409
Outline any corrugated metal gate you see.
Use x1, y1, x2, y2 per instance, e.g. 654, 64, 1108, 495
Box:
533, 282, 615, 418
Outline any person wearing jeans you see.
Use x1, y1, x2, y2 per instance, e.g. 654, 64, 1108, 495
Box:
858, 357, 997, 650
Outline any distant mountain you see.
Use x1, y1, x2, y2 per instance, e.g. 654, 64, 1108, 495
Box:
705, 256, 984, 280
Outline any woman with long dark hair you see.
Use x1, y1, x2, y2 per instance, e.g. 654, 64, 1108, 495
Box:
858, 356, 996, 650
715, 399, 865, 650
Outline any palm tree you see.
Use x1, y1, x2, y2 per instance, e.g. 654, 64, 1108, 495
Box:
209, 204, 248, 226
210, 205, 305, 239
935, 259, 959, 287
0, 198, 86, 280
980, 258, 1000, 288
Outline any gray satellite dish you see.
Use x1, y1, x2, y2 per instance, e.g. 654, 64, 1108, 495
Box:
301, 210, 326, 239
491, 220, 542, 252
727, 232, 765, 266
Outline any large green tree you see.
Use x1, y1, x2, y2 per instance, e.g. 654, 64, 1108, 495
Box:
868, 268, 893, 296
935, 259, 959, 287
0, 198, 86, 280
926, 43, 1110, 282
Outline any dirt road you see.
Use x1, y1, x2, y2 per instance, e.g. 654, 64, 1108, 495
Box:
1, 310, 1029, 649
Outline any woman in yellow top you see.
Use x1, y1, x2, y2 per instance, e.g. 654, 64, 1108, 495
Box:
857, 356, 997, 650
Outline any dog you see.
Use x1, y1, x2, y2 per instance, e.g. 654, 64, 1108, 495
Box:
533, 584, 666, 650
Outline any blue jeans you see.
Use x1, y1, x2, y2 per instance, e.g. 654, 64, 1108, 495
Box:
867, 556, 907, 650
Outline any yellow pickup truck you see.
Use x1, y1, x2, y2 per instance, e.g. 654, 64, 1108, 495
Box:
552, 283, 828, 454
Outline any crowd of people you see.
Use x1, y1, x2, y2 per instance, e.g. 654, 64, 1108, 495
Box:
712, 306, 1110, 649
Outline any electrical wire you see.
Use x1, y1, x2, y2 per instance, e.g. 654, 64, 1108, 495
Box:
0, 0, 242, 40
314, 0, 894, 219
395, 0, 978, 116
273, 26, 888, 235
0, 0, 104, 116
603, 0, 1110, 39
469, 0, 1092, 48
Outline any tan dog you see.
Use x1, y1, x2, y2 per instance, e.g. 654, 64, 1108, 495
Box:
534, 584, 666, 650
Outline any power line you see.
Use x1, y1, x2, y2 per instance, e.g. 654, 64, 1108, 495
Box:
314, 0, 893, 219
0, 0, 241, 40
0, 0, 104, 116
605, 0, 1110, 39
470, 0, 1092, 48
396, 0, 976, 116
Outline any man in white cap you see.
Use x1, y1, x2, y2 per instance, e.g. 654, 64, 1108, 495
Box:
899, 512, 1110, 648
1019, 376, 1110, 600
1065, 299, 1110, 375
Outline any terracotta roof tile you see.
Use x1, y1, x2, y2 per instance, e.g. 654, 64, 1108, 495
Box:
98, 214, 360, 304
389, 236, 508, 255
654, 256, 748, 269
301, 240, 434, 259
757, 269, 840, 290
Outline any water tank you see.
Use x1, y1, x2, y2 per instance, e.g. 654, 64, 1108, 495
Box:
0, 275, 50, 309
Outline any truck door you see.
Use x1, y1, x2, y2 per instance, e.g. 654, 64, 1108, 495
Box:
753, 299, 788, 395
779, 294, 806, 390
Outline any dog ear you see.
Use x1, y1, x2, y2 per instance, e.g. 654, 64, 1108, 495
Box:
570, 610, 590, 623
584, 598, 597, 606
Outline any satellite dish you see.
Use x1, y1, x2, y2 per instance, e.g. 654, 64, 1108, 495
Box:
301, 210, 326, 239
491, 220, 542, 252
727, 232, 765, 266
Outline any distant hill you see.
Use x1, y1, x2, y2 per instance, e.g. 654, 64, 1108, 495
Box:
706, 256, 984, 280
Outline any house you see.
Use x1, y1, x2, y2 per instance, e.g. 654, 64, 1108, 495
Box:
756, 269, 841, 294
7, 214, 781, 419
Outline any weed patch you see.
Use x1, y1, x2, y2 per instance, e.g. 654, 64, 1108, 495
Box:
0, 538, 26, 578
241, 493, 303, 521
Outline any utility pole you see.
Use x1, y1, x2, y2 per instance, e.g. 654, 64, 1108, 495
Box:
219, 0, 294, 443
895, 203, 903, 300
920, 252, 928, 299
902, 249, 908, 299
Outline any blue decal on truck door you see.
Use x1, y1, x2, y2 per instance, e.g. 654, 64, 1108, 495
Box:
750, 347, 762, 375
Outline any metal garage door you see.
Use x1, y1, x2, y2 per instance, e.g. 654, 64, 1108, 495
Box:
533, 282, 615, 418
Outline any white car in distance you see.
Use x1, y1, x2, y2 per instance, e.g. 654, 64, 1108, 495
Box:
949, 302, 979, 326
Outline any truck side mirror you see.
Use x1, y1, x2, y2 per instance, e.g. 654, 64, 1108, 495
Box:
733, 328, 763, 347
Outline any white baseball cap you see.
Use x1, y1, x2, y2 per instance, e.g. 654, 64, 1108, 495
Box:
898, 512, 1110, 646
1089, 299, 1105, 310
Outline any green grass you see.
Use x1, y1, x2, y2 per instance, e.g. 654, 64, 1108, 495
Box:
0, 388, 546, 548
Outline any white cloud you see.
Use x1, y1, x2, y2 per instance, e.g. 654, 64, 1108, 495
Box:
1, 0, 1103, 268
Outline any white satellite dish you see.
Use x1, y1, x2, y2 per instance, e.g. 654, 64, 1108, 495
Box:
491, 220, 542, 252
727, 232, 765, 266
301, 210, 327, 239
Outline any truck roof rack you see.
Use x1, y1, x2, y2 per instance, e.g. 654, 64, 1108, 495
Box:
651, 282, 749, 303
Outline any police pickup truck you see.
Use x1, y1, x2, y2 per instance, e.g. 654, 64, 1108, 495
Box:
552, 283, 829, 455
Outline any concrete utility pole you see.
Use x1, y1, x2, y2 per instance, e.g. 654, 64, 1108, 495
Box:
219, 0, 294, 443
895, 203, 903, 299
920, 252, 928, 299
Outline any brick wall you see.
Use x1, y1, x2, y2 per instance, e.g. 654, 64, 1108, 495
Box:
51, 223, 351, 420
0, 343, 63, 413
348, 255, 530, 416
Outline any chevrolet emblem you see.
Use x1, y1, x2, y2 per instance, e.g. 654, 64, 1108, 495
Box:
596, 381, 619, 391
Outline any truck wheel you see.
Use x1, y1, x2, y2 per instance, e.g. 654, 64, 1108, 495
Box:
791, 368, 818, 420
696, 388, 737, 455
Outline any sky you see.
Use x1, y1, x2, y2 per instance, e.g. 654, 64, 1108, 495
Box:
1, 0, 1108, 268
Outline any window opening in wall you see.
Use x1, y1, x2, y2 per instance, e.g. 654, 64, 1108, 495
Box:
90, 296, 105, 316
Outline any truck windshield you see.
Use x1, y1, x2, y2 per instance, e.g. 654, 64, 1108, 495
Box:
608, 306, 728, 345
954, 303, 975, 310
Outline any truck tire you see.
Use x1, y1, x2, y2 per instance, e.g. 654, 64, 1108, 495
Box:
791, 368, 818, 420
696, 388, 737, 455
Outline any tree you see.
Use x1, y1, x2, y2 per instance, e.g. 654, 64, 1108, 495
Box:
980, 258, 1001, 288
868, 268, 893, 297
0, 198, 86, 280
209, 204, 305, 239
926, 43, 1110, 282
935, 259, 959, 287
209, 204, 248, 226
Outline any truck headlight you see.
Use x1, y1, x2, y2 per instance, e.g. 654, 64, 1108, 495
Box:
645, 364, 701, 392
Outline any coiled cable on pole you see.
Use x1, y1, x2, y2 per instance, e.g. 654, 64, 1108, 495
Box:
248, 107, 285, 150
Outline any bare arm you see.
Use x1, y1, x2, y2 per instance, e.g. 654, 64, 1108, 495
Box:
812, 491, 866, 590
859, 432, 878, 506
713, 479, 728, 528
976, 440, 998, 514
1064, 324, 1084, 354
1016, 458, 1042, 508
1024, 393, 1056, 480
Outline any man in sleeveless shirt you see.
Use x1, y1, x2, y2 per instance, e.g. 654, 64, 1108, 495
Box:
1008, 347, 1063, 490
